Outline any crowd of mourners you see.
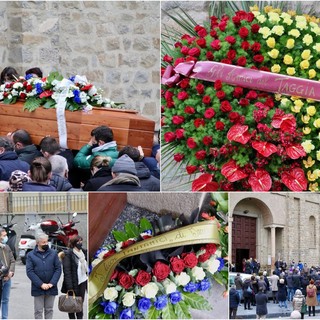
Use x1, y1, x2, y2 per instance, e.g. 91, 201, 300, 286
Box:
0, 66, 160, 192
230, 258, 320, 319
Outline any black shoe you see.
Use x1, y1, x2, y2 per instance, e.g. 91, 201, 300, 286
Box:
248, 308, 253, 310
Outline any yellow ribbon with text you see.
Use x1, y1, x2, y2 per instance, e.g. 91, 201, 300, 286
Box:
88, 220, 220, 306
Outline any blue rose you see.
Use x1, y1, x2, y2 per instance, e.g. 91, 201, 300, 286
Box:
217, 258, 225, 272
73, 90, 81, 104
25, 74, 33, 80
69, 75, 76, 82
183, 282, 198, 293
119, 308, 134, 319
35, 83, 43, 94
138, 298, 151, 313
103, 301, 118, 315
154, 295, 168, 310
169, 291, 182, 305
199, 278, 211, 291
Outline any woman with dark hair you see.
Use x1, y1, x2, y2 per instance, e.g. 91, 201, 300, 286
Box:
61, 235, 87, 319
0, 67, 19, 84
25, 67, 43, 79
22, 157, 56, 191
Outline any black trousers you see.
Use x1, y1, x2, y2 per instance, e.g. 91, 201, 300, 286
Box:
308, 306, 315, 316
68, 281, 87, 319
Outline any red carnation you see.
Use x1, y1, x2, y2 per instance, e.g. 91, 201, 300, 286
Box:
237, 56, 247, 67
251, 24, 260, 33
175, 129, 185, 139
227, 49, 237, 60
229, 111, 241, 123
164, 132, 176, 143
122, 239, 136, 248
194, 118, 205, 128
179, 78, 190, 89
195, 150, 207, 160
210, 39, 221, 50
196, 83, 205, 94
216, 121, 225, 131
218, 21, 227, 31
196, 38, 206, 48
185, 106, 195, 114
216, 90, 226, 100
153, 261, 171, 282
174, 153, 184, 162
233, 87, 243, 98
177, 91, 188, 100
203, 136, 213, 146
232, 15, 241, 26
202, 95, 211, 105
170, 257, 185, 274
239, 26, 249, 38
163, 54, 173, 63
186, 165, 198, 174
197, 28, 207, 38
188, 47, 201, 57
206, 51, 214, 60
246, 12, 255, 22
253, 54, 264, 63
187, 137, 197, 149
182, 252, 198, 268
20, 92, 27, 99
180, 46, 189, 55
221, 59, 232, 64
225, 35, 236, 45
214, 80, 222, 90
246, 90, 258, 100
172, 115, 185, 125
220, 100, 232, 113
204, 108, 215, 119
239, 98, 249, 107
241, 41, 250, 50
119, 273, 135, 289
135, 270, 151, 286
251, 42, 261, 52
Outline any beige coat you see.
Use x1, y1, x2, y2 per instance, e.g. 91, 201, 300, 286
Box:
306, 284, 317, 307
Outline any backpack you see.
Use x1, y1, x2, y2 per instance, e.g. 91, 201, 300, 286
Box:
307, 286, 315, 298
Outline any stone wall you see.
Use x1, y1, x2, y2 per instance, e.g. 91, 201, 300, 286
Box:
0, 1, 160, 129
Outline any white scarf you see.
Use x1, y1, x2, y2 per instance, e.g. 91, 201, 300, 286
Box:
73, 248, 88, 285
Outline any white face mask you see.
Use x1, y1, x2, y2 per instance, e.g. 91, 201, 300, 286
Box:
1, 236, 8, 244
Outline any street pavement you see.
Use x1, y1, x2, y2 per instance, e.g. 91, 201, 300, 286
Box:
9, 260, 88, 319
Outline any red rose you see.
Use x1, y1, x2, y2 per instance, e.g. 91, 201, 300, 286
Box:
196, 83, 205, 95
220, 101, 232, 112
202, 95, 211, 105
135, 270, 151, 286
233, 87, 243, 98
179, 78, 190, 89
216, 90, 226, 100
187, 137, 197, 149
237, 56, 247, 67
197, 28, 207, 38
182, 252, 198, 268
225, 35, 236, 45
194, 118, 205, 128
227, 49, 237, 60
251, 42, 261, 52
218, 21, 227, 31
164, 132, 176, 143
210, 39, 221, 50
206, 51, 214, 60
203, 136, 213, 146
110, 269, 119, 281
238, 26, 249, 38
153, 261, 170, 282
195, 150, 207, 160
239, 98, 249, 107
229, 111, 241, 123
103, 249, 116, 259
119, 273, 135, 289
20, 92, 27, 99
205, 243, 217, 255
172, 115, 185, 125
180, 46, 189, 55
122, 239, 136, 248
174, 41, 182, 48
221, 58, 232, 64
177, 91, 188, 100
210, 30, 217, 38
198, 251, 211, 263
26, 84, 33, 92
253, 54, 264, 63
214, 80, 222, 90
216, 121, 225, 130
170, 257, 185, 274
184, 106, 195, 114
204, 108, 215, 119
251, 23, 260, 33
174, 153, 184, 162
246, 90, 258, 100
174, 57, 185, 67
186, 165, 198, 174
246, 12, 255, 22
163, 54, 173, 63
232, 15, 241, 26
196, 38, 206, 48
175, 129, 185, 139
188, 47, 201, 57
241, 41, 250, 50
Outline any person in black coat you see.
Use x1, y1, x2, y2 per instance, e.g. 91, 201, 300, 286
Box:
278, 278, 288, 309
243, 277, 254, 310
61, 235, 87, 319
255, 287, 268, 319
229, 285, 240, 319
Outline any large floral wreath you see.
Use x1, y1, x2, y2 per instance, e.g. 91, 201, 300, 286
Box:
161, 4, 320, 191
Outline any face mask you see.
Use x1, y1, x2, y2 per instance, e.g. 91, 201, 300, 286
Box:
92, 143, 99, 149
75, 243, 82, 250
1, 236, 8, 244
41, 244, 49, 251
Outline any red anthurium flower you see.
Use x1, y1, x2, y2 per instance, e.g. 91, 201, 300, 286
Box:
252, 141, 278, 157
248, 169, 272, 191
227, 125, 251, 144
221, 159, 248, 182
192, 173, 219, 191
271, 113, 296, 132
286, 144, 307, 160
39, 90, 53, 99
281, 168, 307, 191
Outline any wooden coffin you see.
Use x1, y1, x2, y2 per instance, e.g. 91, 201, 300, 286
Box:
0, 102, 155, 155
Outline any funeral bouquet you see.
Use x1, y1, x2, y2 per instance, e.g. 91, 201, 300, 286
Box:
88, 193, 228, 319
161, 4, 320, 191
0, 71, 122, 112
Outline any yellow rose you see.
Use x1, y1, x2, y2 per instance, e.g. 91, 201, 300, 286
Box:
264, 6, 273, 13
283, 17, 293, 25
307, 170, 317, 182
295, 15, 307, 22
280, 12, 291, 19
271, 64, 281, 73
296, 21, 307, 30
309, 69, 316, 79
309, 183, 318, 192
303, 156, 315, 168
317, 151, 320, 161
272, 25, 284, 36
316, 59, 320, 69
259, 26, 271, 38
307, 106, 316, 116
286, 38, 295, 49
288, 29, 300, 38
311, 26, 320, 35
291, 104, 302, 113
294, 100, 303, 108
268, 49, 279, 59
287, 10, 296, 17
302, 34, 313, 46
274, 93, 282, 101
301, 115, 310, 124
302, 140, 315, 153
266, 37, 276, 48
283, 54, 293, 65
313, 118, 320, 128
303, 127, 311, 134
300, 60, 310, 69
280, 98, 290, 106
315, 169, 320, 178
313, 43, 320, 52
256, 14, 267, 23
301, 49, 311, 60
268, 12, 280, 23
250, 4, 259, 11
286, 67, 296, 76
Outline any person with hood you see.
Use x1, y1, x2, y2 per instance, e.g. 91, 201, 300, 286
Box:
255, 287, 268, 319
243, 277, 254, 310
98, 154, 148, 192
292, 289, 306, 319
278, 278, 288, 311
306, 279, 317, 317
74, 125, 118, 170
229, 285, 240, 319
26, 233, 62, 319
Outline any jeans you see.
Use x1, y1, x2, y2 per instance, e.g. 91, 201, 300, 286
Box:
279, 300, 287, 308
287, 287, 295, 301
1, 278, 11, 319
236, 289, 243, 301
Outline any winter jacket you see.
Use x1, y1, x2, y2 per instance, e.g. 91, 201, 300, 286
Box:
50, 173, 73, 191
61, 249, 87, 296
255, 292, 268, 316
16, 145, 42, 165
22, 182, 57, 192
73, 142, 118, 170
82, 167, 112, 191
243, 279, 254, 298
26, 247, 62, 296
277, 281, 287, 302
270, 274, 279, 291
0, 151, 29, 181
234, 275, 243, 290
293, 293, 305, 312
135, 162, 160, 191
229, 288, 240, 308
292, 273, 301, 288
0, 244, 15, 275
286, 274, 294, 288
306, 284, 317, 306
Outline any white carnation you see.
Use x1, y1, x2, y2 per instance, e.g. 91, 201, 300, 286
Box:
191, 266, 206, 281
13, 82, 23, 89
103, 287, 118, 301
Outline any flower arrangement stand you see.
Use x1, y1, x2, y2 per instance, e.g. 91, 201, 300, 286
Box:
0, 102, 155, 155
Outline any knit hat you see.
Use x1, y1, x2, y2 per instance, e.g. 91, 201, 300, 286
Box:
112, 154, 137, 175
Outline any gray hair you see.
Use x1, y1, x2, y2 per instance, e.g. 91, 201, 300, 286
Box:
0, 137, 14, 151
49, 155, 68, 177
35, 233, 48, 243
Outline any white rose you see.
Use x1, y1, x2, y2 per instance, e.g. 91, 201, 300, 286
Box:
205, 257, 221, 274
13, 82, 23, 89
163, 279, 177, 294
122, 292, 135, 307
103, 287, 118, 301
175, 272, 190, 286
140, 282, 159, 299
191, 266, 206, 281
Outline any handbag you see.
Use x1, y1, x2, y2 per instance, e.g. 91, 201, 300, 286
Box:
301, 302, 307, 314
58, 290, 83, 313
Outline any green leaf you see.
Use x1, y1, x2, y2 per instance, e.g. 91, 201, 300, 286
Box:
181, 292, 212, 311
147, 306, 160, 320
139, 217, 153, 233
94, 313, 112, 319
174, 301, 192, 319
125, 222, 140, 239
112, 230, 129, 242
162, 303, 178, 319
88, 297, 104, 319
42, 99, 56, 109
23, 96, 42, 112
46, 71, 63, 84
